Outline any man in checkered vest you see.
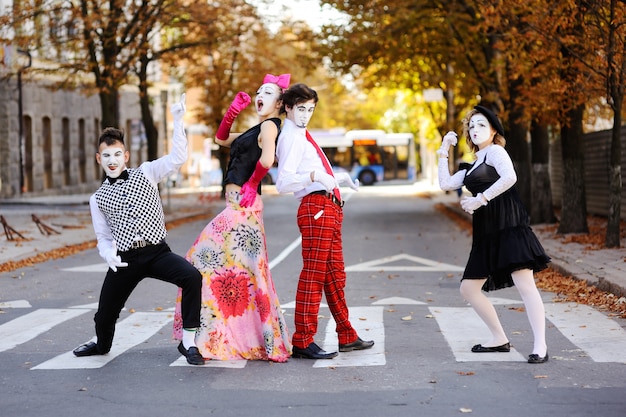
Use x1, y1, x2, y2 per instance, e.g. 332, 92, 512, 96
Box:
72, 94, 205, 365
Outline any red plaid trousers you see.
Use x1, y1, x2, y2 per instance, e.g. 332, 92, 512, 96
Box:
292, 193, 358, 349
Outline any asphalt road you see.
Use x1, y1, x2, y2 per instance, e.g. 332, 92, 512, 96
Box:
1, 185, 625, 417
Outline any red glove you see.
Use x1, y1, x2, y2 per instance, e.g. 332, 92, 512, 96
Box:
239, 161, 270, 207
216, 92, 251, 140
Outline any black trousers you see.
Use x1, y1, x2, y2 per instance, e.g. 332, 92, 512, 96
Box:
93, 242, 201, 353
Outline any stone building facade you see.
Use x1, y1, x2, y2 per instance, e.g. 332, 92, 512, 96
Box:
0, 77, 146, 198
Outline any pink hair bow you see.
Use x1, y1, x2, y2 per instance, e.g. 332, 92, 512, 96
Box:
263, 73, 291, 89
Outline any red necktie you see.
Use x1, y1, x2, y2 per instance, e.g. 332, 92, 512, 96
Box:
305, 130, 341, 200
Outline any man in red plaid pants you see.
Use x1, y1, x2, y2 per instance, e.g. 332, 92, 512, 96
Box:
276, 83, 374, 359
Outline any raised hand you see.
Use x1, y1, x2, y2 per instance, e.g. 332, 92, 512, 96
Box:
437, 131, 458, 157
170, 93, 186, 121
216, 92, 252, 140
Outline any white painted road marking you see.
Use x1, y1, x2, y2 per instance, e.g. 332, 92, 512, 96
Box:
0, 308, 91, 353
315, 306, 386, 367
170, 356, 247, 368
0, 299, 622, 369
61, 263, 108, 273
372, 297, 426, 305
281, 300, 328, 309
269, 236, 302, 270
545, 303, 626, 363
0, 300, 32, 308
32, 311, 173, 369
345, 254, 464, 272
429, 306, 526, 362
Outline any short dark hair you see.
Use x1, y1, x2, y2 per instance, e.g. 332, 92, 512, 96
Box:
280, 83, 318, 114
98, 127, 125, 148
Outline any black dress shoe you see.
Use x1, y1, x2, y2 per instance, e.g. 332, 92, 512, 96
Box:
177, 342, 205, 365
471, 342, 511, 353
292, 342, 338, 359
73, 341, 102, 357
528, 352, 549, 364
339, 337, 375, 352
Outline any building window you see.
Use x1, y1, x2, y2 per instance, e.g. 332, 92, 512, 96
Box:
24, 116, 33, 192
43, 117, 52, 189
62, 117, 71, 186
79, 118, 86, 183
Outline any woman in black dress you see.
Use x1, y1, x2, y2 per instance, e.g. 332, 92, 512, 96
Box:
438, 105, 550, 364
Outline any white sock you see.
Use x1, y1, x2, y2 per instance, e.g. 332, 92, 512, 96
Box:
182, 328, 197, 350
512, 269, 547, 357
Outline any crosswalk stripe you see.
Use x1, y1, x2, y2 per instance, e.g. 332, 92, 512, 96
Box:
545, 303, 626, 363
170, 356, 247, 368
429, 306, 526, 362
0, 300, 622, 369
0, 308, 91, 353
32, 311, 172, 370
61, 263, 108, 273
0, 300, 32, 309
314, 306, 386, 367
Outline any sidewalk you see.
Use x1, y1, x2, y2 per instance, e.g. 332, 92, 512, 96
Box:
1, 184, 625, 301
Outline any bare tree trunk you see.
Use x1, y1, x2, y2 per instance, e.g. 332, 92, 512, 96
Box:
606, 104, 622, 247
138, 55, 159, 161
530, 121, 555, 224
506, 106, 531, 210
99, 89, 119, 130
558, 104, 588, 234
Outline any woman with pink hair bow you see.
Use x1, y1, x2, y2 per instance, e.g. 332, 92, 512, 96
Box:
173, 74, 292, 362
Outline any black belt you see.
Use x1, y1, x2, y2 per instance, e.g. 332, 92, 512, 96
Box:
130, 239, 162, 250
308, 190, 344, 207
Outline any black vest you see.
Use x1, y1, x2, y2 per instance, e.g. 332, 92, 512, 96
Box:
223, 118, 281, 193
94, 168, 167, 251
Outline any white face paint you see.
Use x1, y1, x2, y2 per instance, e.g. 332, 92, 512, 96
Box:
97, 144, 128, 178
255, 83, 281, 117
468, 114, 495, 147
286, 99, 316, 128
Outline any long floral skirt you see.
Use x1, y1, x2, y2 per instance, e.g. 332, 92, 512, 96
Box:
173, 192, 292, 362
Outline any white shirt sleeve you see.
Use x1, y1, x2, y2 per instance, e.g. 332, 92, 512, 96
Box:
438, 157, 465, 191
89, 194, 114, 260
275, 124, 314, 194
482, 145, 517, 201
139, 124, 188, 185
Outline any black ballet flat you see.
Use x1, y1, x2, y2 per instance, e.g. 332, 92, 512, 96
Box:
471, 342, 511, 353
528, 352, 549, 364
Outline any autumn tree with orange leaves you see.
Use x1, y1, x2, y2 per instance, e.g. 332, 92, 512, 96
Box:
319, 0, 625, 246
489, 0, 625, 246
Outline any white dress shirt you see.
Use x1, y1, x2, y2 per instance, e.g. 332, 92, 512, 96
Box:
275, 118, 328, 200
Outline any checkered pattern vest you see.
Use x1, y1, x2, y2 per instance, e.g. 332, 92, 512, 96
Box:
94, 168, 167, 251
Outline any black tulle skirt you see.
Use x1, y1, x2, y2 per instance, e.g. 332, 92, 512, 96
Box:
463, 188, 551, 292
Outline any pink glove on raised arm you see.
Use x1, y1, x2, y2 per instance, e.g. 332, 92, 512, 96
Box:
239, 161, 270, 207
215, 92, 251, 140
